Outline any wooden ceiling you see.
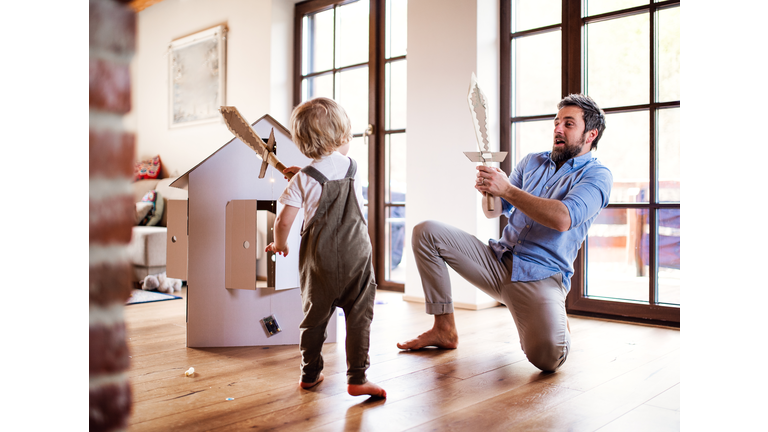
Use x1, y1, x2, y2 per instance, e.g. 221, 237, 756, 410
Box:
130, 0, 164, 12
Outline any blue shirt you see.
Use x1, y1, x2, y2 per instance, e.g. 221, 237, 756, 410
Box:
489, 151, 613, 292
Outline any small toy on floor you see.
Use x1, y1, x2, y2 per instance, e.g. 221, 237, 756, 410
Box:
141, 272, 182, 293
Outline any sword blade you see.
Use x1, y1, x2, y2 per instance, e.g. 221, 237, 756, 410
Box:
219, 106, 293, 179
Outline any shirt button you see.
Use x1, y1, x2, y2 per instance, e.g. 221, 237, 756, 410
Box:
517, 240, 521, 244
526, 224, 530, 228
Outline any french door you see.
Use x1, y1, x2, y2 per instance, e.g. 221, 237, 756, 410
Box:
501, 0, 680, 325
294, 0, 408, 291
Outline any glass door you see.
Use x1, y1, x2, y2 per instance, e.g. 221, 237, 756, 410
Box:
502, 0, 680, 324
295, 0, 408, 291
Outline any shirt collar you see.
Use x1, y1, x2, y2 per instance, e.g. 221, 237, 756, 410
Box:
571, 151, 593, 169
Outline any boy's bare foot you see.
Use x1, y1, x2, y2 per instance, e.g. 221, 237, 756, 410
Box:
299, 373, 324, 389
348, 381, 387, 398
397, 313, 458, 350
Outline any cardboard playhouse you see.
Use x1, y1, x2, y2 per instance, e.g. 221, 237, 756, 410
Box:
166, 113, 338, 348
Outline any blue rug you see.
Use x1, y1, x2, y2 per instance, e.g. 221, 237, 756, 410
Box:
126, 289, 182, 305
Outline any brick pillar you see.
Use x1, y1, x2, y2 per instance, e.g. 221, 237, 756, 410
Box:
89, 0, 136, 430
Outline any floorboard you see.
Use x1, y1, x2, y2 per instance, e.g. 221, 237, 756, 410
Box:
124, 287, 680, 431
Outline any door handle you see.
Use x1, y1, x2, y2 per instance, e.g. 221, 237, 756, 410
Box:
363, 124, 374, 146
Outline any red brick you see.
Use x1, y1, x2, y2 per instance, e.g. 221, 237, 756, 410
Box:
89, 379, 132, 431
90, 321, 131, 374
90, 129, 135, 178
90, 194, 135, 244
90, 1, 135, 429
90, 58, 131, 114
89, 0, 136, 55
90, 262, 134, 305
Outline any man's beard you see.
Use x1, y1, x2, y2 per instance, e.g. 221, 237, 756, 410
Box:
551, 135, 585, 164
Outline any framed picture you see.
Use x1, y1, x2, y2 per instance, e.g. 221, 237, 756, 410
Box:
169, 25, 227, 128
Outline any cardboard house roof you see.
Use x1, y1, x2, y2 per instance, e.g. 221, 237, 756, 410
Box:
170, 113, 291, 191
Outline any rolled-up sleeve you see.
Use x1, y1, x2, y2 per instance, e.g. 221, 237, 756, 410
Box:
562, 166, 613, 229
502, 154, 529, 218
278, 175, 304, 208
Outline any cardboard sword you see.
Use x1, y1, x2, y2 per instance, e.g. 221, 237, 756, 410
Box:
219, 106, 294, 180
464, 73, 507, 211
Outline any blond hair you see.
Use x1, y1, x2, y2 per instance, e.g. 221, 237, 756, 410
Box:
289, 97, 352, 160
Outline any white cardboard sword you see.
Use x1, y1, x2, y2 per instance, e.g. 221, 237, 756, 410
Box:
465, 73, 507, 211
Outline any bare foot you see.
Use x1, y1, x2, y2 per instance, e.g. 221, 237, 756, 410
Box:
397, 328, 458, 350
397, 313, 458, 350
299, 373, 324, 389
348, 381, 387, 398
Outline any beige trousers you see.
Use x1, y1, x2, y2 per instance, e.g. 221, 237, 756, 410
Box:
412, 220, 570, 372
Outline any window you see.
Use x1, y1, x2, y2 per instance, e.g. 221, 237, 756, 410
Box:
295, 0, 408, 291
501, 0, 680, 325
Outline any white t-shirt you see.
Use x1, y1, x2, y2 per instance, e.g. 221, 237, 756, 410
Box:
278, 151, 367, 224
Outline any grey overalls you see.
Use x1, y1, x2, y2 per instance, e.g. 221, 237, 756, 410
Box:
298, 158, 377, 385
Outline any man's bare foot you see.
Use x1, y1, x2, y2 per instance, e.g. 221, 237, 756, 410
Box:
348, 381, 387, 398
397, 313, 458, 350
299, 373, 324, 389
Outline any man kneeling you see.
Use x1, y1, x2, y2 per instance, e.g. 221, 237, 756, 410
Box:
397, 94, 612, 372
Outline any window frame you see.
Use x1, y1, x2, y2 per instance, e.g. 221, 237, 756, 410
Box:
294, 0, 406, 292
500, 0, 680, 326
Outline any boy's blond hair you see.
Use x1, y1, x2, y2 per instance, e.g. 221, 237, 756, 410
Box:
289, 97, 352, 160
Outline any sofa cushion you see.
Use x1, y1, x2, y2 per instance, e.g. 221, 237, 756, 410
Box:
135, 202, 154, 224
129, 226, 167, 267
134, 155, 162, 181
156, 177, 188, 227
133, 179, 161, 203
131, 176, 188, 227
138, 190, 164, 226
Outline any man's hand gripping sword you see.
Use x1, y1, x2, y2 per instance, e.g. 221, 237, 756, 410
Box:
464, 73, 506, 211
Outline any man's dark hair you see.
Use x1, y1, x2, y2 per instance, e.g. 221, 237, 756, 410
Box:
557, 94, 606, 150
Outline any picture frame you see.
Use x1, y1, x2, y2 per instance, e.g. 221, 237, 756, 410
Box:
169, 25, 227, 128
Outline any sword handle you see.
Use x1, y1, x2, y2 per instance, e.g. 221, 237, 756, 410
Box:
275, 161, 292, 179
486, 193, 494, 211
265, 152, 294, 180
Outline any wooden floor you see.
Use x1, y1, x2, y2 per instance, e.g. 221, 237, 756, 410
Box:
125, 287, 680, 431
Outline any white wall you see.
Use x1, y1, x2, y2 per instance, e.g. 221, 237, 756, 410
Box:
134, 0, 503, 309
404, 0, 501, 308
132, 0, 300, 177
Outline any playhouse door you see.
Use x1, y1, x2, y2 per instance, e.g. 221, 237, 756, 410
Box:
225, 200, 301, 291
166, 199, 188, 280
225, 200, 259, 290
